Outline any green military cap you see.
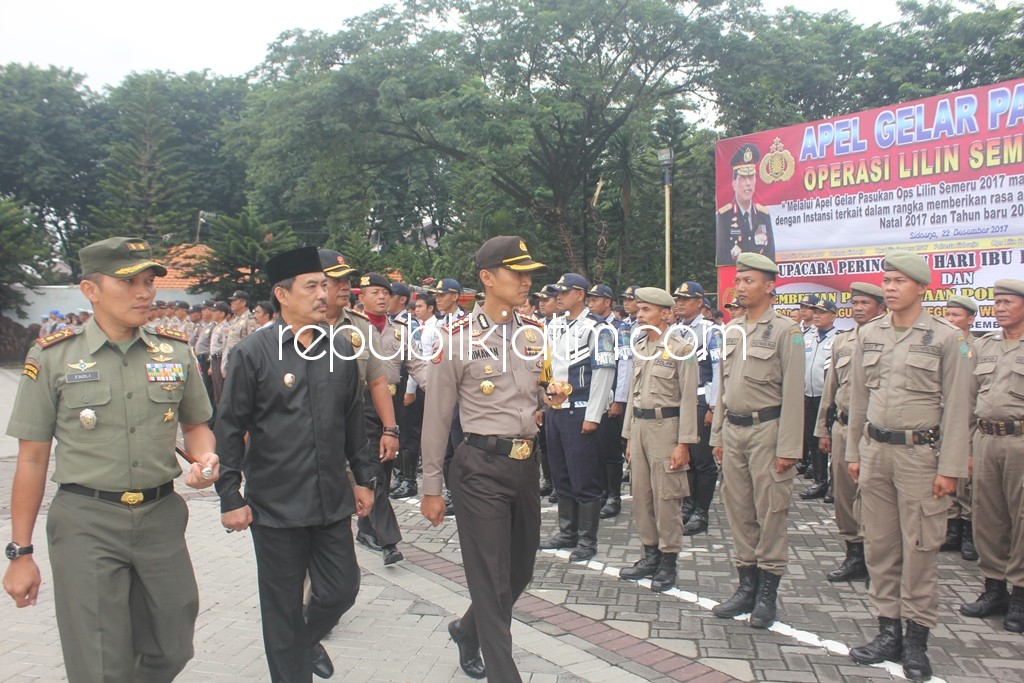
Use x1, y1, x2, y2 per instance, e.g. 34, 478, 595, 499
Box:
882, 250, 930, 284
994, 279, 1024, 298
946, 295, 978, 314
79, 236, 167, 278
850, 281, 884, 302
634, 287, 674, 308
735, 252, 779, 275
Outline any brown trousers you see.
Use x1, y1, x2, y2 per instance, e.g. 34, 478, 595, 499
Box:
629, 417, 689, 554
973, 432, 1024, 588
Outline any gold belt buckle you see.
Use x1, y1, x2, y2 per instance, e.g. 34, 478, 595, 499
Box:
120, 490, 144, 505
510, 439, 532, 460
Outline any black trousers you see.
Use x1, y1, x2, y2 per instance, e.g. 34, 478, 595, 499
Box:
396, 383, 424, 481
250, 520, 360, 683
804, 395, 827, 483
443, 405, 464, 488
686, 403, 719, 513
545, 407, 603, 502
450, 442, 541, 683
357, 418, 402, 546
599, 411, 625, 468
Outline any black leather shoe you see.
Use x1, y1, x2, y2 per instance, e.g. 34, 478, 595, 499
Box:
539, 478, 553, 497
389, 479, 417, 500
800, 482, 828, 500
448, 619, 486, 679
683, 511, 709, 536
599, 496, 621, 519
382, 544, 404, 565
311, 642, 334, 679
444, 490, 455, 516
850, 617, 903, 664
356, 531, 382, 552
960, 578, 1009, 618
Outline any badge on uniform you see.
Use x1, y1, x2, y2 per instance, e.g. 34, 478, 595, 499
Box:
394, 329, 402, 340
163, 409, 174, 422
79, 408, 97, 430
483, 365, 494, 375
351, 332, 362, 348
480, 380, 495, 395
22, 359, 40, 381
283, 373, 296, 387
159, 343, 174, 354
146, 363, 185, 382
524, 329, 537, 343
67, 359, 97, 372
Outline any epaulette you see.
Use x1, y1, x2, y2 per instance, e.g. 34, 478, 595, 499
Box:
755, 203, 769, 213
981, 330, 1001, 340
936, 317, 960, 332
442, 316, 472, 334
718, 203, 733, 215
346, 307, 370, 321
155, 326, 189, 342
521, 314, 543, 328
35, 328, 78, 349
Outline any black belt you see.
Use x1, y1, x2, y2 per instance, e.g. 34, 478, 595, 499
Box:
464, 433, 534, 460
837, 411, 849, 426
978, 419, 1024, 436
211, 353, 223, 360
867, 424, 940, 446
59, 481, 174, 506
632, 407, 681, 420
726, 405, 782, 427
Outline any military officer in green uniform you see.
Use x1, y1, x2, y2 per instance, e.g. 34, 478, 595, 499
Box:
618, 287, 698, 593
846, 251, 971, 682
710, 252, 804, 629
4, 236, 219, 682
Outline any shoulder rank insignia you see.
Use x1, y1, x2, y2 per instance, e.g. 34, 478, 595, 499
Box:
155, 327, 189, 342
718, 203, 733, 215
521, 314, 543, 328
22, 359, 40, 381
755, 203, 769, 213
35, 328, 77, 348
442, 316, 472, 334
346, 307, 370, 321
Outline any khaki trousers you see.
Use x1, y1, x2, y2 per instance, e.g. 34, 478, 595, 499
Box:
629, 417, 689, 554
46, 490, 198, 683
721, 419, 795, 575
830, 422, 863, 543
973, 432, 1024, 588
859, 438, 950, 629
947, 475, 973, 521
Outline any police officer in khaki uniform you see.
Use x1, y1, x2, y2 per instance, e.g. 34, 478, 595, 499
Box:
421, 236, 547, 683
959, 279, 1024, 632
221, 290, 257, 376
815, 282, 884, 582
618, 287, 698, 592
4, 237, 219, 682
940, 295, 979, 560
846, 251, 971, 682
710, 252, 804, 629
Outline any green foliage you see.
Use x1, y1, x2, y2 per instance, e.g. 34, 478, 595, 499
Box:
0, 199, 47, 314
185, 211, 298, 298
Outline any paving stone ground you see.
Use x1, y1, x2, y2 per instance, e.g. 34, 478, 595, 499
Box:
0, 366, 1020, 682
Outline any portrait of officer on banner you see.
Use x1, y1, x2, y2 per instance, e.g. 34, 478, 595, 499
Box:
716, 142, 776, 266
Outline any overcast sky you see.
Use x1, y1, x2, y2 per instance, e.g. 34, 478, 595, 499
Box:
0, 0, 983, 90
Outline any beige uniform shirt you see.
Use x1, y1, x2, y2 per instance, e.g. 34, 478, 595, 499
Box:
972, 333, 1024, 420
221, 310, 258, 373
420, 306, 545, 496
710, 308, 805, 460
622, 329, 700, 444
845, 309, 972, 477
336, 309, 388, 385
814, 328, 858, 438
7, 320, 213, 490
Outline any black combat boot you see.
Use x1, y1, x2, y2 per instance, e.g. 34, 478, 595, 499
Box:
749, 569, 781, 628
940, 518, 963, 551
619, 545, 662, 581
651, 553, 678, 592
539, 476, 553, 497
600, 463, 623, 518
960, 521, 978, 561
827, 541, 868, 582
680, 497, 695, 525
902, 620, 931, 681
683, 509, 709, 536
1005, 585, 1024, 633
569, 499, 602, 562
712, 566, 759, 618
850, 616, 903, 664
540, 496, 579, 549
960, 577, 1009, 618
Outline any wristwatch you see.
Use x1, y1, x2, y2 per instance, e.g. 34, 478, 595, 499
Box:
5, 542, 33, 560
382, 425, 400, 438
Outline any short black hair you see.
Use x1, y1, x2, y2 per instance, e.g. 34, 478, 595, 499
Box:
271, 278, 295, 313
256, 300, 274, 316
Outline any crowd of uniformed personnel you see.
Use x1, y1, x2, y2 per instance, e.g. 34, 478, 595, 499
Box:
4, 232, 1024, 683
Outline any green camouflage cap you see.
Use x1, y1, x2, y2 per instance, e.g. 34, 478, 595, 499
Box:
850, 281, 884, 302
79, 237, 167, 278
634, 287, 675, 308
946, 295, 978, 314
882, 250, 930, 284
735, 252, 779, 275
994, 279, 1024, 298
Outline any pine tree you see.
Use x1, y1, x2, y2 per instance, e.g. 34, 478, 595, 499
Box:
0, 199, 47, 314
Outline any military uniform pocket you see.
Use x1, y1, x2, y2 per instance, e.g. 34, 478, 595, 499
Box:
743, 345, 776, 385
973, 361, 996, 394
659, 460, 690, 500
1009, 363, 1024, 399
905, 353, 940, 393
769, 465, 796, 513
61, 382, 113, 443
862, 351, 882, 389
146, 383, 183, 440
916, 496, 952, 551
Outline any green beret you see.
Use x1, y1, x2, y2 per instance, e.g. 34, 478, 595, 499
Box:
634, 287, 675, 308
882, 250, 930, 284
994, 279, 1024, 298
735, 252, 779, 275
850, 281, 884, 302
946, 295, 978, 314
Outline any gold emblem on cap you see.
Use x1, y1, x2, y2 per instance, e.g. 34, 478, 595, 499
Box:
351, 332, 362, 348
480, 379, 496, 395
79, 408, 97, 430
284, 373, 296, 387
159, 343, 173, 354
483, 365, 493, 375
163, 408, 174, 422
743, 147, 753, 163
519, 239, 527, 251
360, 275, 370, 286
759, 137, 796, 185
524, 329, 537, 343
67, 359, 97, 371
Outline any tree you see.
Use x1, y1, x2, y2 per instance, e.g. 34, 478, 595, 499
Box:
184, 211, 298, 299
0, 199, 48, 314
88, 75, 193, 247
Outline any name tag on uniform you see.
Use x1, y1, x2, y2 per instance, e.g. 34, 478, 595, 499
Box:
146, 363, 185, 382
65, 371, 99, 383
